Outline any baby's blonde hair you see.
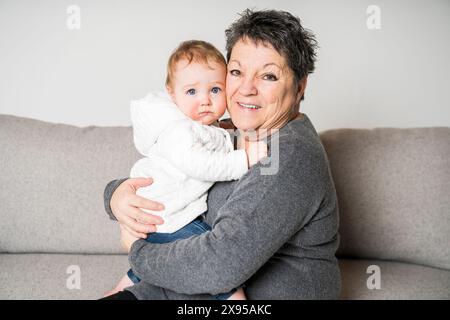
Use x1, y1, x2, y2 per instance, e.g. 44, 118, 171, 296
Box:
165, 40, 227, 90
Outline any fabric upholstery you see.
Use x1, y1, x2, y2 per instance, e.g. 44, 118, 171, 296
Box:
320, 128, 450, 270
0, 254, 128, 299
339, 259, 450, 299
0, 114, 139, 254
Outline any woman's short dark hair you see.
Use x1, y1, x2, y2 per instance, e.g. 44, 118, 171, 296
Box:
225, 9, 318, 87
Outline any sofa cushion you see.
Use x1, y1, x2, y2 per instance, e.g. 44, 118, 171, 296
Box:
0, 253, 129, 299
321, 128, 450, 270
0, 114, 139, 254
2, 254, 449, 300
339, 259, 450, 299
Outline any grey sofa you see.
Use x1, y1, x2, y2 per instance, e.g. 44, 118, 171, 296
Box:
1, 114, 449, 300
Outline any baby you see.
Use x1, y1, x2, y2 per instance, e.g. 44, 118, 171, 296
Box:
108, 40, 265, 300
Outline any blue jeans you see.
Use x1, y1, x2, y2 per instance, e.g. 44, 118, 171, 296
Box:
126, 217, 237, 300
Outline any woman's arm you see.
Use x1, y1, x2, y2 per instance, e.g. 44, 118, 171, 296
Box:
128, 140, 332, 295
104, 178, 128, 221
104, 177, 165, 238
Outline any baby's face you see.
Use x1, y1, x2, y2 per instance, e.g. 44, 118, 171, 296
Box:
168, 59, 227, 125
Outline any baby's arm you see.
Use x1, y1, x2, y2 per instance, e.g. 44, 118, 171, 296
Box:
154, 122, 249, 182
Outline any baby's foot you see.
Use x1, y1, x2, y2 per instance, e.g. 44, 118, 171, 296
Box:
227, 288, 246, 300
103, 274, 134, 297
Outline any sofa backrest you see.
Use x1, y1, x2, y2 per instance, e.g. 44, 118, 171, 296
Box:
0, 114, 140, 254
320, 127, 450, 270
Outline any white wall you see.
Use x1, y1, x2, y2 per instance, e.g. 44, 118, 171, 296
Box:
1, 0, 449, 131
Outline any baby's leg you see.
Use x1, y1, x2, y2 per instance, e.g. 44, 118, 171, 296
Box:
226, 288, 246, 300
104, 274, 134, 297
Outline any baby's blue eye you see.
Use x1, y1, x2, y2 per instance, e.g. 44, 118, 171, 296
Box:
211, 87, 221, 94
186, 89, 196, 95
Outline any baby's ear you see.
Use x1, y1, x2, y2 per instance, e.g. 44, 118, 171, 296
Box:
166, 85, 176, 102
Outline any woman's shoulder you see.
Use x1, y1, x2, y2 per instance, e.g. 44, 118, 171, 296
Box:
277, 114, 327, 160
257, 114, 332, 190
257, 114, 336, 199
283, 113, 320, 141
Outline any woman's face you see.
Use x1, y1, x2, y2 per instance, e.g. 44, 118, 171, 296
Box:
226, 38, 303, 131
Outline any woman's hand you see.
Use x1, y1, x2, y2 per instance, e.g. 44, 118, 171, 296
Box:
119, 224, 139, 253
111, 177, 165, 238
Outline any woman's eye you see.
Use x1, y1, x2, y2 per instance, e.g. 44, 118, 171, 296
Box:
263, 74, 278, 81
186, 89, 196, 95
229, 69, 241, 76
211, 87, 221, 94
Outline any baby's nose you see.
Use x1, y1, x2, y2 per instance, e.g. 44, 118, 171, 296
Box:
200, 95, 212, 106
200, 94, 211, 106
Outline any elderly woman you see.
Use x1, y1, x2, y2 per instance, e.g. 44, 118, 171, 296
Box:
103, 9, 341, 300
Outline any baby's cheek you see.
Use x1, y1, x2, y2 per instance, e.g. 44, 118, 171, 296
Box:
219, 96, 228, 113
187, 105, 200, 120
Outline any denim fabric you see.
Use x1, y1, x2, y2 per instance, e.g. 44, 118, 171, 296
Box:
127, 217, 236, 300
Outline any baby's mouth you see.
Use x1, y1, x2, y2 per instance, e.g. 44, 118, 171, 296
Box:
198, 111, 216, 120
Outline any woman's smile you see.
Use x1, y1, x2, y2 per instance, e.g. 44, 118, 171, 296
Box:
237, 102, 262, 110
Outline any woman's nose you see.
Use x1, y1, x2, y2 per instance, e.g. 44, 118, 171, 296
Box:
239, 77, 258, 96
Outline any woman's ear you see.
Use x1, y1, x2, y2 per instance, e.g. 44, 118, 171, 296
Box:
295, 76, 308, 103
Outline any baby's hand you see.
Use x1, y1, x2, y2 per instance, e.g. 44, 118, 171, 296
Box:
246, 140, 268, 167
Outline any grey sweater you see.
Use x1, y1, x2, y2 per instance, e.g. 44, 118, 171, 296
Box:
104, 114, 341, 299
